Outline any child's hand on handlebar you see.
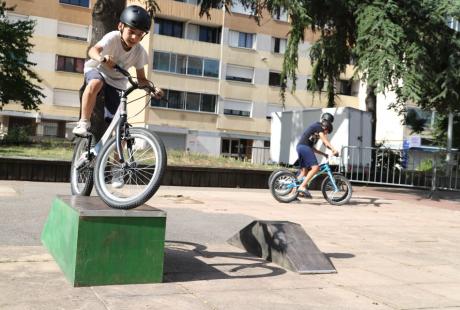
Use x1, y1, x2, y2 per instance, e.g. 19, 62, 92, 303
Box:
100, 55, 116, 68
151, 86, 164, 99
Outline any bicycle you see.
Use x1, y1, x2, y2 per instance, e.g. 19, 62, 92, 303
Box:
70, 65, 167, 210
268, 158, 352, 205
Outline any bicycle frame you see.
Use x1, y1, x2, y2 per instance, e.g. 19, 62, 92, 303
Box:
285, 163, 340, 192
84, 67, 140, 164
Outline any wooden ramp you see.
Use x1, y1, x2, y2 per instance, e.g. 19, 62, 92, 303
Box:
228, 220, 336, 274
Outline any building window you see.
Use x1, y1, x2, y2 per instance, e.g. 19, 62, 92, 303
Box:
56, 55, 84, 73
187, 57, 203, 76
272, 37, 287, 54
268, 72, 285, 87
224, 109, 250, 117
187, 24, 221, 44
151, 89, 217, 113
336, 80, 359, 96
168, 90, 185, 110
231, 0, 253, 15
229, 30, 254, 49
153, 51, 219, 78
199, 25, 221, 44
272, 7, 288, 22
43, 121, 58, 137
57, 22, 89, 41
59, 0, 90, 8
221, 138, 252, 160
223, 99, 252, 117
226, 65, 254, 83
154, 18, 183, 38
203, 59, 219, 78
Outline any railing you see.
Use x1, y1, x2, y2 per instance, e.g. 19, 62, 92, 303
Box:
340, 146, 460, 192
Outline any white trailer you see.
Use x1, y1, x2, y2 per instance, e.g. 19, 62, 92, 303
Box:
270, 107, 372, 168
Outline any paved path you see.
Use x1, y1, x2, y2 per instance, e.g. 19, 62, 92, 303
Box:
0, 181, 459, 309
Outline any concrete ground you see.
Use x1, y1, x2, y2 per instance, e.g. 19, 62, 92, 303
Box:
0, 180, 459, 309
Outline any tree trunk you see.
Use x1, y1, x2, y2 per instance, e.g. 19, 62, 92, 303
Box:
79, 0, 126, 141
365, 85, 377, 147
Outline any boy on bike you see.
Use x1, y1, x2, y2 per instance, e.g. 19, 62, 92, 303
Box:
296, 113, 338, 198
73, 5, 163, 136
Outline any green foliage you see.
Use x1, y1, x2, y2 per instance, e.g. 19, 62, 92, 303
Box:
198, 0, 460, 115
0, 1, 44, 110
417, 159, 433, 172
404, 109, 427, 134
2, 126, 30, 144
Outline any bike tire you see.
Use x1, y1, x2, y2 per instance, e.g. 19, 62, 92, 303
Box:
269, 170, 299, 203
70, 136, 95, 196
94, 128, 167, 209
321, 173, 352, 206
268, 168, 292, 188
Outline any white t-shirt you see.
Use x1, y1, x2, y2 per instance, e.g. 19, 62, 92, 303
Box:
84, 31, 148, 90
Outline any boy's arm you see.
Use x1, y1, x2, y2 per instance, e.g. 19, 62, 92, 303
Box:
312, 147, 328, 157
319, 132, 339, 156
88, 45, 116, 67
136, 68, 163, 99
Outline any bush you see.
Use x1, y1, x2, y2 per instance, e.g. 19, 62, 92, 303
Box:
2, 127, 30, 144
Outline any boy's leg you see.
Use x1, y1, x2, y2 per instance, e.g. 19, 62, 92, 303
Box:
299, 165, 319, 190
80, 79, 103, 121
73, 70, 104, 136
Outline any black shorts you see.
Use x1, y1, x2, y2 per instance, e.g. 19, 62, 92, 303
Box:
85, 69, 122, 122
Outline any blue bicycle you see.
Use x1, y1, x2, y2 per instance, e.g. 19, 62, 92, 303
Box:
268, 161, 352, 205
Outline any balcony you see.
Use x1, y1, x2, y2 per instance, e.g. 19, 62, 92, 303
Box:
155, 0, 223, 26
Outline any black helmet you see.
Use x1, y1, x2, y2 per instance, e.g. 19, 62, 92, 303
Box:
321, 119, 333, 134
321, 112, 334, 123
120, 5, 151, 33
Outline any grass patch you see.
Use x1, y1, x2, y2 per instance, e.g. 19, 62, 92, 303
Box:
0, 142, 280, 170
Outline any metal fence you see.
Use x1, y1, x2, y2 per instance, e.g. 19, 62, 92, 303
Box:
340, 146, 460, 192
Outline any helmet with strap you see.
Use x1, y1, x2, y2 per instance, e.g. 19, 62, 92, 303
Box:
120, 5, 151, 33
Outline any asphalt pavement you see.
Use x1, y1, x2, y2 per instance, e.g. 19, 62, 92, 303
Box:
1, 181, 460, 309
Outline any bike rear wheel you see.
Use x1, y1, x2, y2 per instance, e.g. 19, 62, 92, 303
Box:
94, 128, 167, 209
70, 135, 95, 196
269, 171, 299, 203
321, 173, 352, 205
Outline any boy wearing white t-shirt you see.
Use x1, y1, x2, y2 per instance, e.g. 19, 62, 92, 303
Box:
73, 5, 163, 136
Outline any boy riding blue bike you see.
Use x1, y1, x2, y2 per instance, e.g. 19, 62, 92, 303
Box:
296, 112, 338, 198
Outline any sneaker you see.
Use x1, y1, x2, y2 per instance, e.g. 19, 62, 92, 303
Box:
72, 120, 91, 136
297, 188, 312, 199
111, 167, 125, 189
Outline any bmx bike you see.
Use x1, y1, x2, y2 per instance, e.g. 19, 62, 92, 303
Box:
268, 159, 352, 205
70, 65, 167, 210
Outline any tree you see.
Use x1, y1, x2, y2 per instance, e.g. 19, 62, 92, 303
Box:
199, 0, 460, 146
0, 1, 44, 110
86, 0, 158, 140
432, 114, 460, 149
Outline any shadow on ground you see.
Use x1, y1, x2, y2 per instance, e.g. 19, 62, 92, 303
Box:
163, 240, 287, 282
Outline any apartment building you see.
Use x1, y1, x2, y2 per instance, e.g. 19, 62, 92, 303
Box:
1, 0, 91, 138
1, 0, 360, 159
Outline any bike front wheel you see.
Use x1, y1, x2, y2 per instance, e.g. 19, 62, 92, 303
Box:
70, 135, 95, 196
94, 128, 167, 209
269, 170, 299, 203
321, 173, 352, 205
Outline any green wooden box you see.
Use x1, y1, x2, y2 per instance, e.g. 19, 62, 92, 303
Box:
41, 195, 166, 286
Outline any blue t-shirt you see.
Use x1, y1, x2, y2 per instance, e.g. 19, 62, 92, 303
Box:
298, 122, 324, 147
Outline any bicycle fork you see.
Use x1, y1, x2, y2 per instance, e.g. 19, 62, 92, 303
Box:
322, 165, 339, 192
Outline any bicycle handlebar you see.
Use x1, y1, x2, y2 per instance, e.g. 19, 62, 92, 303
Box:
113, 64, 158, 95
